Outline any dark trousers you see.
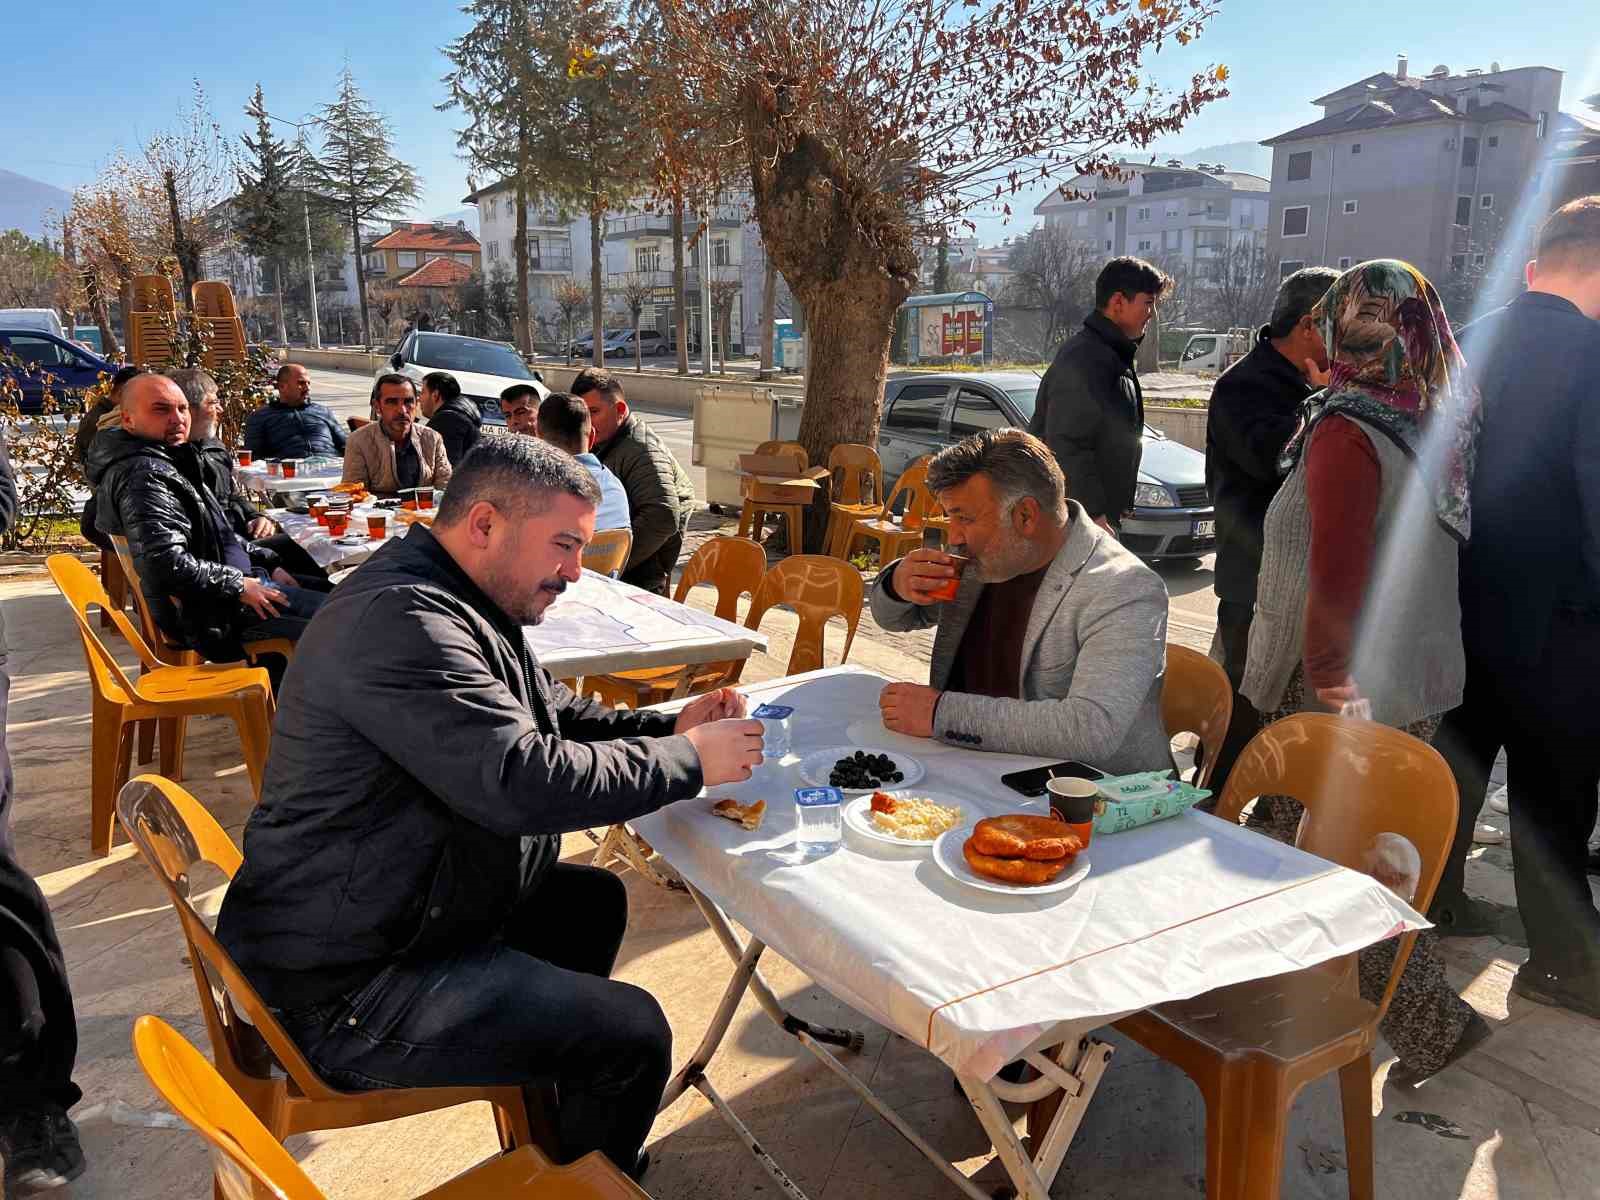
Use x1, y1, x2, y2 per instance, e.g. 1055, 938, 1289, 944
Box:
1208, 600, 1261, 794
621, 527, 685, 598
238, 581, 327, 689
254, 532, 330, 590
274, 862, 670, 1171
1433, 613, 1600, 980
0, 663, 81, 1113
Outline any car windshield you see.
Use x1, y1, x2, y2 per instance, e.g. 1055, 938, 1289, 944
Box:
1003, 386, 1038, 422
414, 334, 532, 379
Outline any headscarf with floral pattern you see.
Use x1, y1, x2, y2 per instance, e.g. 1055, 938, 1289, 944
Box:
1280, 259, 1480, 540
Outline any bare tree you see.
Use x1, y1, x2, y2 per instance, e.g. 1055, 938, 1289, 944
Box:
1005, 225, 1099, 353
611, 272, 656, 372
554, 276, 591, 363
708, 274, 742, 374
141, 81, 233, 309
1202, 240, 1276, 331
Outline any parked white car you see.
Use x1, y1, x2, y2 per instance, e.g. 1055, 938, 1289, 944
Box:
382, 332, 549, 428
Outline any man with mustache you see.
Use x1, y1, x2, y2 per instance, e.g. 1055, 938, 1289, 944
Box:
341, 374, 452, 496
217, 436, 763, 1180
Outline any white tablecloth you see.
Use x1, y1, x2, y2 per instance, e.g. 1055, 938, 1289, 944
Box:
269, 507, 396, 569
239, 456, 346, 496
631, 666, 1425, 1080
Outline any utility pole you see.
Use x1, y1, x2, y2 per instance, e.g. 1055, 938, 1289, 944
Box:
303, 191, 322, 348
700, 209, 713, 376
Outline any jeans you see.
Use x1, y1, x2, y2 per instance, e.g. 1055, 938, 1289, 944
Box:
239, 580, 326, 688
1434, 613, 1600, 981
253, 532, 330, 589
272, 862, 670, 1171
0, 661, 81, 1113
1208, 599, 1261, 795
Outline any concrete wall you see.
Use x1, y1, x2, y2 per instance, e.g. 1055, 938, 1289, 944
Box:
284, 347, 391, 373
1145, 405, 1207, 451
537, 364, 801, 416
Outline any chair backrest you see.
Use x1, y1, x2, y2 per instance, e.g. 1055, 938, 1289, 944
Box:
116, 775, 347, 1107
582, 528, 633, 578
828, 443, 882, 506
192, 280, 240, 320
46, 553, 157, 704
109, 535, 183, 660
133, 1014, 325, 1200
1160, 644, 1233, 790
674, 535, 767, 622
1216, 713, 1459, 1020
754, 440, 808, 472
132, 273, 177, 314
746, 556, 865, 675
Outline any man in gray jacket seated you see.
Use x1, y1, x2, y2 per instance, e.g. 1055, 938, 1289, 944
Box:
872, 428, 1171, 775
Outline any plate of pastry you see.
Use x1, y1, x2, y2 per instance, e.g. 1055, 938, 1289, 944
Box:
932, 814, 1091, 895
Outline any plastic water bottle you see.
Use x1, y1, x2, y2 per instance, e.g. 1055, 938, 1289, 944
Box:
793, 787, 843, 860
753, 703, 794, 761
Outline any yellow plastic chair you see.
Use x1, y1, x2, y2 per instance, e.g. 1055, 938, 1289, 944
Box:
1161, 644, 1234, 790
1106, 715, 1459, 1200
117, 777, 539, 1187
587, 535, 768, 708
837, 463, 935, 565
582, 528, 634, 578
822, 443, 885, 558
46, 555, 274, 857
128, 274, 179, 367
192, 281, 248, 368
132, 1014, 650, 1200
737, 440, 811, 554
745, 555, 864, 675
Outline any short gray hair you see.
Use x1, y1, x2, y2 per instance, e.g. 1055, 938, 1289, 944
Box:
434, 434, 600, 526
164, 366, 218, 408
926, 428, 1067, 525
1267, 267, 1340, 338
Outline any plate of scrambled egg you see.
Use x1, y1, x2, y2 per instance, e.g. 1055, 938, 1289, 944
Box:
844, 790, 966, 848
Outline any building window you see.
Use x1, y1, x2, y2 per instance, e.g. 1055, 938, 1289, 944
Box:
1536, 111, 1548, 139
1279, 259, 1305, 279
1286, 151, 1313, 181
1343, 200, 1358, 215
1239, 212, 1249, 227
1466, 96, 1480, 112
1487, 135, 1499, 148
1105, 240, 1112, 251
1137, 238, 1153, 251
1338, 256, 1352, 269
487, 241, 499, 262
1480, 193, 1494, 210
396, 251, 418, 268
1281, 205, 1310, 238
1461, 136, 1479, 167
711, 237, 731, 267
1136, 206, 1151, 221
1473, 253, 1486, 267
1106, 211, 1114, 223
1351, 143, 1361, 155
1455, 196, 1473, 226
1166, 203, 1180, 217
635, 244, 661, 273
1450, 254, 1467, 273
1076, 211, 1088, 227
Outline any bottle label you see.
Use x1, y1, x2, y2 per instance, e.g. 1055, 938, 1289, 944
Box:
753, 703, 794, 720
794, 786, 842, 808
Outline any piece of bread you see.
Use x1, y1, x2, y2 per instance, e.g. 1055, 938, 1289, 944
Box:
969, 814, 1083, 862
711, 797, 766, 831
962, 839, 1075, 886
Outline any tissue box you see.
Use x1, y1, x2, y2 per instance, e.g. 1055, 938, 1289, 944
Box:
1092, 771, 1210, 835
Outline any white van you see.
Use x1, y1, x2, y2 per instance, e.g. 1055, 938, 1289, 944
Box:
1178, 328, 1253, 373
0, 309, 66, 339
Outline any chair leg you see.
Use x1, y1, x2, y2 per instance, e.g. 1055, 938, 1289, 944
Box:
1241, 1067, 1291, 1200
156, 717, 187, 782
136, 717, 156, 766
1339, 1054, 1375, 1200
89, 698, 122, 858
232, 699, 271, 799
1203, 1065, 1251, 1200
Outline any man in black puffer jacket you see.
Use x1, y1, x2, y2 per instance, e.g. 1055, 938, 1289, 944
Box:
89, 376, 325, 671
420, 370, 482, 467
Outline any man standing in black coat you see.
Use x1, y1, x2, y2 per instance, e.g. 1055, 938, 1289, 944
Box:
1203, 266, 1337, 787
0, 437, 87, 1194
217, 437, 764, 1178
1431, 197, 1600, 1020
420, 370, 482, 466
1029, 256, 1169, 534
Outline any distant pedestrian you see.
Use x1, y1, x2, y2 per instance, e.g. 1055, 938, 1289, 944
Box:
1029, 256, 1169, 535
420, 370, 482, 467
1202, 266, 1338, 789
1430, 196, 1600, 1021
1243, 259, 1490, 1086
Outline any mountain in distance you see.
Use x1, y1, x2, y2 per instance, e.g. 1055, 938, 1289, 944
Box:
1145, 140, 1273, 179
430, 207, 480, 234
0, 169, 73, 239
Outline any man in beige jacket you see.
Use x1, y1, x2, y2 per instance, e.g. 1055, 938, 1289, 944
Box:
342, 374, 452, 496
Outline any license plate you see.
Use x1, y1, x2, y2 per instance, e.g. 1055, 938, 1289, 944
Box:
1192, 519, 1215, 538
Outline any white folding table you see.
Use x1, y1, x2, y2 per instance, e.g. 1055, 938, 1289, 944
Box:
631, 666, 1425, 1199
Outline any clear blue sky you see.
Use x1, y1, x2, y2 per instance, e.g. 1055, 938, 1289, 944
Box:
5, 0, 1597, 244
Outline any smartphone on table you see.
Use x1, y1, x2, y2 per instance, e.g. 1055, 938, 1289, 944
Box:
999, 760, 1105, 798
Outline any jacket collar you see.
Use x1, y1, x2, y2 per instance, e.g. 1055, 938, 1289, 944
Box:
1514, 290, 1588, 321
593, 412, 638, 460
397, 525, 525, 645
1247, 330, 1311, 388
1084, 311, 1140, 366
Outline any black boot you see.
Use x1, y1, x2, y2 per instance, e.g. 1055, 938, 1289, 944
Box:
0, 1104, 86, 1194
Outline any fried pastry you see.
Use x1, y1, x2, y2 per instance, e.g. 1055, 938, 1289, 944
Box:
961, 840, 1075, 886
711, 797, 766, 831
969, 814, 1083, 861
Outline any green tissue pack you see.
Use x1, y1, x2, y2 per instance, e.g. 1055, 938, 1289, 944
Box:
1091, 771, 1211, 835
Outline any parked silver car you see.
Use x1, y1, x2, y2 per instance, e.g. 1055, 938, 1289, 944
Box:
878, 371, 1215, 560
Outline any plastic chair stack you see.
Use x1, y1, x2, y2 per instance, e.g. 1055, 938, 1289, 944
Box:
127, 274, 179, 368
822, 443, 885, 559
191, 281, 248, 369
837, 463, 938, 566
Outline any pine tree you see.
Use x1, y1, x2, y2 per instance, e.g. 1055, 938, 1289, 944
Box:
236, 85, 301, 345
300, 68, 421, 347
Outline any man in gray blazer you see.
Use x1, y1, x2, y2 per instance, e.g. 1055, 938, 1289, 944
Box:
873, 428, 1171, 775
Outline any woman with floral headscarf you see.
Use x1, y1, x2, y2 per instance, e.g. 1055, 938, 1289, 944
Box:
1242, 259, 1491, 1085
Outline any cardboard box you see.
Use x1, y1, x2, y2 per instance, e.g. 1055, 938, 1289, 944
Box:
738, 454, 829, 506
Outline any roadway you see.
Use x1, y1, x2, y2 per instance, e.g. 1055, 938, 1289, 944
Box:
300, 365, 1218, 641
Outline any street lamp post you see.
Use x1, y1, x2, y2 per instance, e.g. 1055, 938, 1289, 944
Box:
254, 103, 324, 350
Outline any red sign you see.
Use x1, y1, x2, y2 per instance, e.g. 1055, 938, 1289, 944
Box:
940, 310, 984, 356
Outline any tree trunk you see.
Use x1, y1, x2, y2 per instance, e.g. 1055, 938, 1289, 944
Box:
672, 199, 688, 376
351, 204, 371, 347
163, 169, 199, 311
270, 259, 288, 345
513, 176, 532, 355
758, 257, 777, 378
633, 307, 642, 373
588, 188, 604, 367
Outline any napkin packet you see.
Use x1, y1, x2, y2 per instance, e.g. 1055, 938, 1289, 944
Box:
1091, 771, 1211, 835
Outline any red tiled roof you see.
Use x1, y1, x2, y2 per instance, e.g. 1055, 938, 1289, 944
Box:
370, 224, 481, 252
393, 258, 475, 288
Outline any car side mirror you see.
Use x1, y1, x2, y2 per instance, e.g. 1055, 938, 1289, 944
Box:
530, 370, 544, 383
391, 353, 403, 369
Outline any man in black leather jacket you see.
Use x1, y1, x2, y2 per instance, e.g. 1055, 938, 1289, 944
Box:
89, 375, 325, 672
420, 370, 482, 466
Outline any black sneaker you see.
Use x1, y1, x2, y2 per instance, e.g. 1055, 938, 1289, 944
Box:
1510, 967, 1600, 1022
1430, 896, 1524, 942
0, 1105, 86, 1194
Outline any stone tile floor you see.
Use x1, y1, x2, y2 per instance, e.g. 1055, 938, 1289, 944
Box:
3, 545, 1597, 1199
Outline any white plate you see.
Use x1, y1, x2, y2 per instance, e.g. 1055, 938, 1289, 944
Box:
931, 825, 1091, 896
843, 790, 969, 848
797, 746, 924, 793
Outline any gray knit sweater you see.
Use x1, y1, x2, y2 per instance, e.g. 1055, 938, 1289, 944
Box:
1242, 415, 1464, 728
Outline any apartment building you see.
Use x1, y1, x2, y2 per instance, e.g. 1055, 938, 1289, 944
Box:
1032, 161, 1269, 285
466, 179, 790, 351
362, 222, 482, 285
1262, 57, 1563, 282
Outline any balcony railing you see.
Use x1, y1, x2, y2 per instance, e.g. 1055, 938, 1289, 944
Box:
607, 268, 702, 290
529, 253, 574, 272
604, 209, 743, 240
